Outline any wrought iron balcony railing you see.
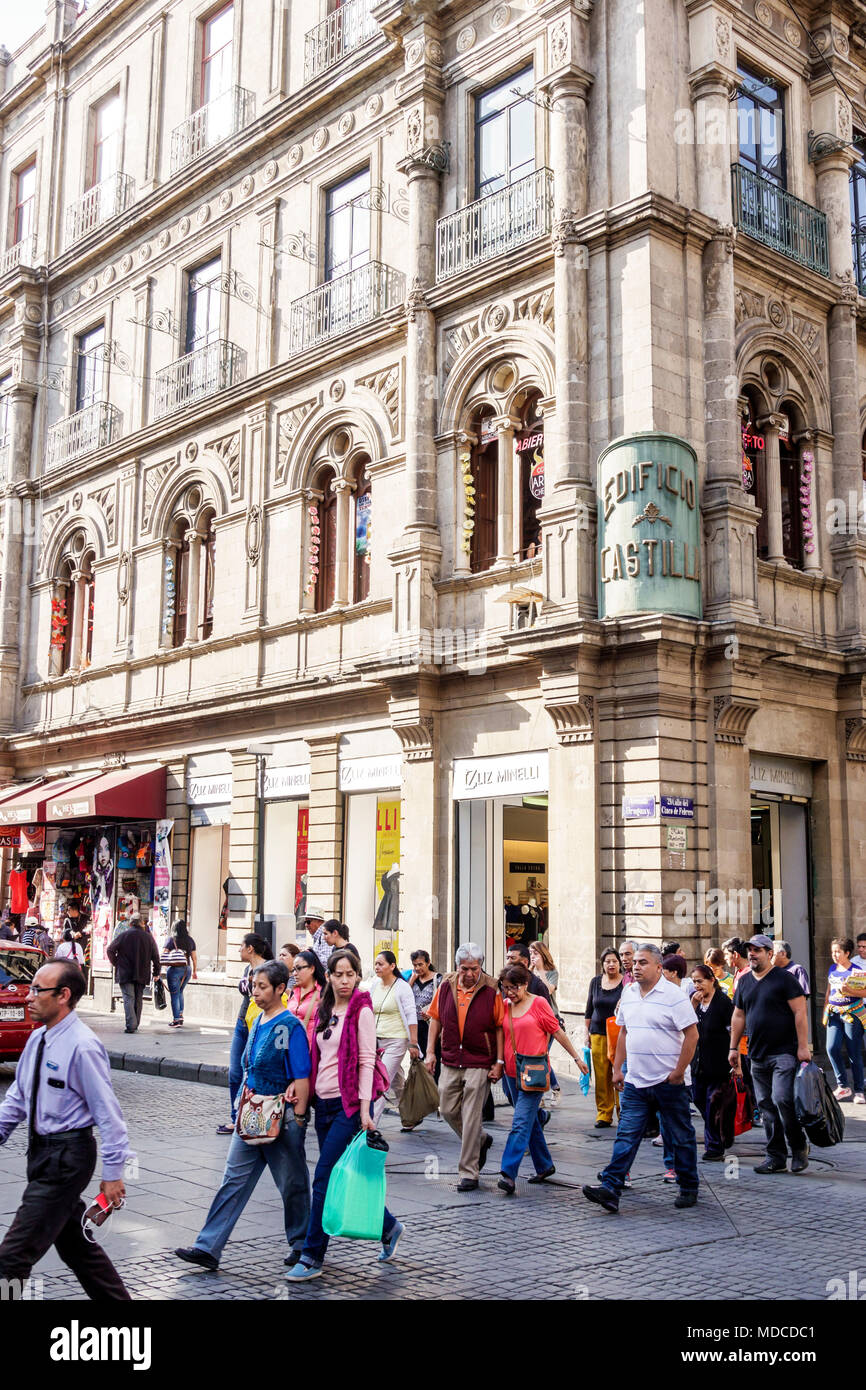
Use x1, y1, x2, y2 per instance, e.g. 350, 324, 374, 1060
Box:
0, 237, 38, 277
436, 167, 555, 281
66, 171, 135, 247
46, 400, 122, 468
154, 339, 246, 419
170, 86, 255, 174
731, 163, 829, 277
290, 261, 405, 355
304, 0, 378, 81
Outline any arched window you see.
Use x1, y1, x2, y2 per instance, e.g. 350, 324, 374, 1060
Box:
315, 470, 337, 612
51, 542, 96, 675
517, 390, 544, 559
352, 457, 371, 604
468, 408, 497, 574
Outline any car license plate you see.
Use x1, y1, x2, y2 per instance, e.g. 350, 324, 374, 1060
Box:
0, 1007, 24, 1020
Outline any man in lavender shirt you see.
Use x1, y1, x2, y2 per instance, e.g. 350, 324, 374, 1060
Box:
0, 959, 133, 1299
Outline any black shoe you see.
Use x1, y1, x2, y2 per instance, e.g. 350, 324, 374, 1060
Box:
594, 1119, 612, 1129
124, 1027, 137, 1034
175, 1246, 218, 1271
582, 1184, 619, 1213
790, 1149, 809, 1174
497, 1175, 516, 1195
457, 1178, 479, 1192
538, 1108, 551, 1128
701, 1151, 725, 1162
478, 1133, 493, 1171
527, 1166, 556, 1184
284, 1249, 304, 1268
674, 1190, 698, 1209
754, 1158, 787, 1174
216, 1123, 234, 1135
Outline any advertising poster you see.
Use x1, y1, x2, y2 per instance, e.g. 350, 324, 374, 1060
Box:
294, 807, 309, 926
153, 819, 173, 947
39, 860, 56, 934
373, 798, 400, 954
90, 825, 116, 968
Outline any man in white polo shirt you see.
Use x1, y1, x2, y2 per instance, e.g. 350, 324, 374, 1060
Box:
582, 943, 699, 1214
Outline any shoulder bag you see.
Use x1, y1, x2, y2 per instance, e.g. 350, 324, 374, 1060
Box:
507, 1003, 551, 1093
236, 1017, 286, 1145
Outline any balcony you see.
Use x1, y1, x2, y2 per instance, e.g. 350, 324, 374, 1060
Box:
304, 0, 378, 81
154, 339, 246, 419
731, 163, 829, 278
290, 261, 405, 355
46, 401, 122, 468
0, 237, 38, 277
170, 86, 255, 175
66, 171, 135, 247
436, 168, 555, 281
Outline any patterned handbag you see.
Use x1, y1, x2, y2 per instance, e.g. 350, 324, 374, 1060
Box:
235, 1087, 286, 1145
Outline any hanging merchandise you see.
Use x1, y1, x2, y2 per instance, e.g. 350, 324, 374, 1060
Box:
50, 595, 68, 650
800, 450, 815, 555
305, 503, 320, 595
460, 451, 475, 554
162, 551, 176, 641
152, 819, 173, 945
9, 866, 28, 915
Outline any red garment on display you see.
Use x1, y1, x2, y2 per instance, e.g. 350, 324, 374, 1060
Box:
9, 869, 29, 915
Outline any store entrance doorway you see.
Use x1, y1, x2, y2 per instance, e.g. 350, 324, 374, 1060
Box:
456, 795, 548, 977
751, 796, 814, 1023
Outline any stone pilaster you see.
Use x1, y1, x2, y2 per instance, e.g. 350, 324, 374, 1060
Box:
0, 373, 36, 730
227, 751, 258, 980
305, 735, 343, 918
389, 677, 438, 966
164, 757, 190, 923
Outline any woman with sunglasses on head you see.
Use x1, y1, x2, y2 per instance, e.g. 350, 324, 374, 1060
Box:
496, 963, 588, 1194
287, 948, 404, 1282
287, 950, 326, 1052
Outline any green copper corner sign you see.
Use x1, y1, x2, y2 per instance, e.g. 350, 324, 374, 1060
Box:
597, 432, 702, 620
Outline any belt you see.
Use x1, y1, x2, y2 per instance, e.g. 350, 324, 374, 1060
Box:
31, 1127, 94, 1145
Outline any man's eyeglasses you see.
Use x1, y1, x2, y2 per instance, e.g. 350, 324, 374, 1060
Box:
28, 984, 63, 996
322, 1015, 339, 1040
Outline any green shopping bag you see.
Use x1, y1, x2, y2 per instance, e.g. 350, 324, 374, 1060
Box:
322, 1129, 388, 1240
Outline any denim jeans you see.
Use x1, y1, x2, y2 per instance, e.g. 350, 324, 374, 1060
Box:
228, 1016, 249, 1122
601, 1080, 699, 1197
750, 1053, 807, 1161
194, 1120, 310, 1261
166, 965, 191, 1022
300, 1097, 396, 1265
826, 1013, 865, 1093
500, 1075, 553, 1179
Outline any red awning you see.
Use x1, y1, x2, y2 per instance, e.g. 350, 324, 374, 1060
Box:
0, 777, 48, 807
0, 774, 102, 826
46, 764, 166, 822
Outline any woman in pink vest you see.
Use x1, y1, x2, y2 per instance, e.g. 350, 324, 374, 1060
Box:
287, 947, 404, 1282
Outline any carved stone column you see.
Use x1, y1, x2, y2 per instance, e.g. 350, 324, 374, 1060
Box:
758, 415, 785, 564
184, 529, 202, 643
68, 570, 87, 669
0, 380, 36, 729
494, 415, 517, 566
332, 477, 354, 607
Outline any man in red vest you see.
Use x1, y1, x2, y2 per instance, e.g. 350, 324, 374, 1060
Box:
425, 943, 504, 1191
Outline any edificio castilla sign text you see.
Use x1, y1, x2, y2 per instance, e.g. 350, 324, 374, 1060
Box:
597, 432, 702, 620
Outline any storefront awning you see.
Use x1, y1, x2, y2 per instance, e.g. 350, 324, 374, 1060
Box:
0, 774, 104, 826
46, 764, 166, 822
0, 777, 48, 807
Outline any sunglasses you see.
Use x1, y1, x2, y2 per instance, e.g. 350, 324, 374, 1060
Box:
322, 1014, 339, 1040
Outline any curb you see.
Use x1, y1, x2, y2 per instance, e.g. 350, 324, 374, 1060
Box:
107, 1050, 228, 1088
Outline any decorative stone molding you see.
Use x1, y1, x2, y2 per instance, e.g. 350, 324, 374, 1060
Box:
117, 550, 131, 605
392, 714, 435, 761
845, 719, 866, 761
90, 484, 117, 544
277, 399, 319, 483
142, 459, 174, 532
406, 276, 428, 322
245, 505, 262, 566
545, 694, 594, 744
356, 363, 402, 437
713, 694, 760, 744
206, 431, 242, 496
456, 25, 476, 52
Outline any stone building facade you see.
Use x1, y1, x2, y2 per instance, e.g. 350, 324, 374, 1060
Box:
0, 0, 864, 1032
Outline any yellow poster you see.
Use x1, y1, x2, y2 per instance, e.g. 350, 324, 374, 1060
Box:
374, 798, 400, 952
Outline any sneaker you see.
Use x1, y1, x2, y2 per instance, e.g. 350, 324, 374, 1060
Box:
623, 1173, 632, 1188
378, 1219, 405, 1262
582, 1183, 619, 1213
168, 1020, 182, 1028
663, 1168, 678, 1184
674, 1190, 698, 1209
651, 1136, 664, 1147
216, 1123, 234, 1135
286, 1259, 323, 1282
549, 1087, 562, 1107
702, 1151, 726, 1162
854, 1093, 866, 1105
833, 1085, 853, 1101
175, 1246, 218, 1271
754, 1157, 787, 1174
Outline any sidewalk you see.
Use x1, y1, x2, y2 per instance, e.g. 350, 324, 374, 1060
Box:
78, 998, 231, 1087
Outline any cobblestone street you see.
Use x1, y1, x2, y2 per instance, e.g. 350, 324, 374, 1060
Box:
2, 1065, 862, 1302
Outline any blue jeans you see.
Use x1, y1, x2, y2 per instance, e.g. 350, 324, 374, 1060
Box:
166, 965, 191, 1021
826, 1014, 865, 1093
300, 1097, 395, 1265
500, 1075, 553, 1179
229, 1016, 248, 1122
601, 1080, 699, 1197
194, 1120, 310, 1261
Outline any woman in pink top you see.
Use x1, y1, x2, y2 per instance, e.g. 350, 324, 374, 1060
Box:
497, 963, 588, 1194
287, 948, 404, 1282
287, 950, 326, 1049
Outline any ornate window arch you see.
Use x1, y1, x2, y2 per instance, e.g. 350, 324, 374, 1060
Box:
466, 404, 498, 574
313, 465, 337, 613
161, 481, 220, 648
50, 529, 96, 676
